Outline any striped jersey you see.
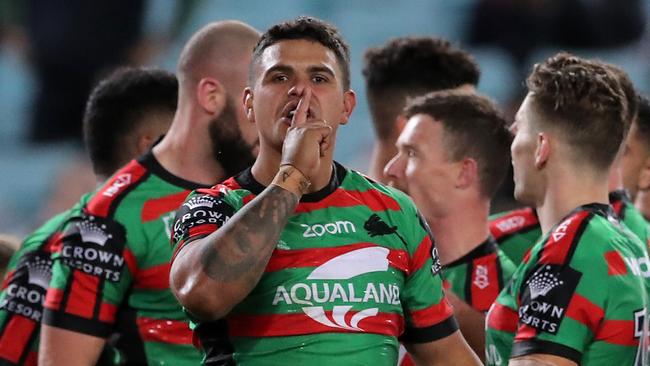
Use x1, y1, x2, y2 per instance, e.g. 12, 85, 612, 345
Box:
489, 190, 649, 264
171, 162, 458, 366
441, 236, 516, 312
0, 206, 75, 366
485, 203, 650, 365
43, 151, 205, 365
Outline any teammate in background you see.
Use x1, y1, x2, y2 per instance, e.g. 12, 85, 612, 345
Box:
39, 21, 260, 366
485, 53, 650, 365
624, 95, 650, 219
384, 90, 516, 361
362, 37, 480, 183
170, 17, 481, 366
490, 66, 649, 264
0, 67, 178, 366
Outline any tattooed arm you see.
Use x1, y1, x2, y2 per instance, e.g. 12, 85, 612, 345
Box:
170, 88, 333, 320
170, 166, 310, 320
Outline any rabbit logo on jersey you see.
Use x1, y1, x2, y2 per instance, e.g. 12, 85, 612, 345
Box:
272, 247, 399, 331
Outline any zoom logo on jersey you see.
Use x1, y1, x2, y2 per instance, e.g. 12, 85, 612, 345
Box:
172, 194, 235, 245
272, 247, 398, 331
625, 256, 650, 278
60, 215, 126, 282
301, 221, 356, 238
0, 250, 52, 321
519, 264, 581, 334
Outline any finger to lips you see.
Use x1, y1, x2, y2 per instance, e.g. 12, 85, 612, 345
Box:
292, 88, 312, 127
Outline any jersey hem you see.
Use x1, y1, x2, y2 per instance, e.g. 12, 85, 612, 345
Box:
42, 309, 113, 338
399, 315, 459, 343
511, 339, 582, 364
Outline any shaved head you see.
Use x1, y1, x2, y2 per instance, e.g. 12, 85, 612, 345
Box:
177, 20, 260, 92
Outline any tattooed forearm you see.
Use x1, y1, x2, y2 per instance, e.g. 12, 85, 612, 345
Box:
200, 185, 298, 284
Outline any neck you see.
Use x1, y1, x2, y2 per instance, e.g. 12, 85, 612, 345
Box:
427, 200, 490, 265
536, 166, 609, 235
635, 190, 650, 221
152, 109, 226, 186
251, 143, 334, 193
367, 140, 397, 183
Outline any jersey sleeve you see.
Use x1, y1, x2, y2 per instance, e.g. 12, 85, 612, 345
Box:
170, 188, 238, 263
399, 211, 458, 344
42, 212, 133, 338
0, 215, 65, 366
509, 214, 605, 363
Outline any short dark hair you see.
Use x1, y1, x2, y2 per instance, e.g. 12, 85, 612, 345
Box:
635, 94, 650, 148
404, 91, 511, 199
526, 52, 627, 170
251, 16, 351, 90
363, 37, 480, 140
605, 64, 637, 132
83, 67, 178, 177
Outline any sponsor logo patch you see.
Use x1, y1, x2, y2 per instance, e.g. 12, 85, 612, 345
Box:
518, 264, 581, 334
60, 215, 126, 282
172, 194, 235, 245
0, 250, 53, 321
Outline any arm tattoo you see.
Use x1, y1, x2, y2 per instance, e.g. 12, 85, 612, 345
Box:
200, 186, 297, 285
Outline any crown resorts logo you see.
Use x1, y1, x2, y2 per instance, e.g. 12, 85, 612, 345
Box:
26, 254, 53, 289
183, 195, 218, 210
77, 216, 112, 246
272, 247, 399, 332
527, 265, 564, 300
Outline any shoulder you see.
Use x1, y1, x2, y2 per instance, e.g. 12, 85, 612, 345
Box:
342, 168, 417, 214
489, 207, 539, 240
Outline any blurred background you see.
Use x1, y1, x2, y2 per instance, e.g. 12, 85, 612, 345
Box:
0, 0, 648, 238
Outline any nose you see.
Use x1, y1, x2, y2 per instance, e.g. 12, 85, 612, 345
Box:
288, 79, 308, 97
383, 154, 404, 182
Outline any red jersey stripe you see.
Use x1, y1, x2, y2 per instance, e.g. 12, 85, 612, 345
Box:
487, 303, 518, 333
470, 253, 501, 312
134, 263, 171, 290
44, 288, 64, 311
87, 160, 148, 217
123, 248, 138, 277
539, 211, 590, 265
295, 189, 400, 213
65, 271, 99, 318
490, 207, 539, 240
99, 302, 118, 323
566, 294, 605, 334
226, 310, 404, 337
141, 190, 191, 222
136, 317, 193, 345
514, 323, 538, 341
0, 315, 36, 363
44, 232, 64, 253
410, 236, 432, 274
595, 319, 637, 346
408, 298, 454, 328
24, 351, 37, 366
605, 251, 628, 275
264, 243, 409, 274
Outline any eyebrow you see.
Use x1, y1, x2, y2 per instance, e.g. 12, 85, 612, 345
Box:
263, 64, 336, 78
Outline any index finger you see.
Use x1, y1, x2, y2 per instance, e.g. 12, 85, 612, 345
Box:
291, 88, 312, 127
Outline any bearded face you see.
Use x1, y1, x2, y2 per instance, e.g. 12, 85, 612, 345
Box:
208, 98, 256, 177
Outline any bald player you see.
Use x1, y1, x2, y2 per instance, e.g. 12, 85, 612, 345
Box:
39, 21, 260, 365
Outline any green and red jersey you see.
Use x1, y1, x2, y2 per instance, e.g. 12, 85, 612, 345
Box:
0, 207, 74, 366
489, 207, 541, 265
485, 203, 650, 365
171, 162, 458, 366
43, 151, 205, 365
490, 190, 649, 265
441, 237, 517, 313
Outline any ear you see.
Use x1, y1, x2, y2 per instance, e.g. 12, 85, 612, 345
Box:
456, 157, 478, 190
339, 90, 357, 125
534, 132, 550, 169
638, 156, 650, 191
197, 77, 226, 115
243, 87, 255, 123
